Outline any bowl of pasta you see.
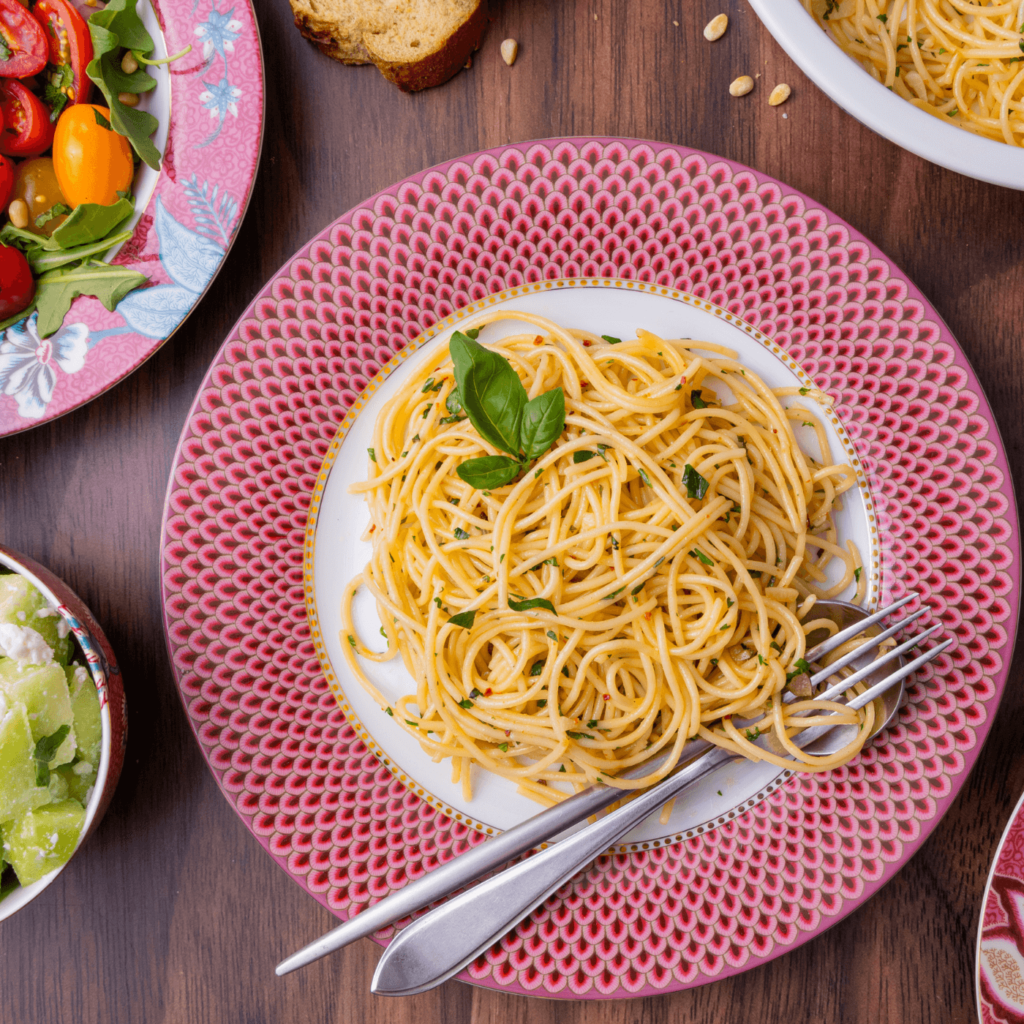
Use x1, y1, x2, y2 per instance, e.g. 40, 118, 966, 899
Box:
749, 0, 1024, 190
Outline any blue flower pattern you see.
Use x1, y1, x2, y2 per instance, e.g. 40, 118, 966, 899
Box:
0, 316, 89, 420
195, 5, 243, 148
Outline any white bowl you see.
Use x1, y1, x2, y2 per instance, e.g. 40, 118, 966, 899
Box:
749, 0, 1024, 190
0, 546, 126, 923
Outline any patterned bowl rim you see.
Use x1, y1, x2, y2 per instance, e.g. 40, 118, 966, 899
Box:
160, 137, 1022, 998
303, 277, 883, 851
976, 785, 1024, 1020
0, 0, 266, 439
749, 0, 1024, 191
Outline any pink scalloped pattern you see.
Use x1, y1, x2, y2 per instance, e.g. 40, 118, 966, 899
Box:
160, 140, 1018, 998
0, 0, 264, 437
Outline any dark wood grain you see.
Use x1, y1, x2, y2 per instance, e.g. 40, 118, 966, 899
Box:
1, 0, 1021, 1020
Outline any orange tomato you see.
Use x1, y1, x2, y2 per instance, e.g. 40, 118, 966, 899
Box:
52, 104, 133, 208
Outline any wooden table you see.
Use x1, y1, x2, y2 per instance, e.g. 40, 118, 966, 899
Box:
3, 1, 1021, 1020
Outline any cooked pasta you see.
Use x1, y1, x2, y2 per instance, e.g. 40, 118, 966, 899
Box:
805, 0, 1024, 146
340, 311, 875, 805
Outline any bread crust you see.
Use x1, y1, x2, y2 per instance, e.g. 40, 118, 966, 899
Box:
364, 0, 487, 92
289, 1, 372, 65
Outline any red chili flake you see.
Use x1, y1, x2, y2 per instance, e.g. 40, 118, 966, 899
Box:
485, 688, 493, 696
534, 335, 543, 346
680, 375, 687, 385
603, 693, 610, 700
505, 730, 511, 736
581, 381, 590, 389
583, 339, 591, 346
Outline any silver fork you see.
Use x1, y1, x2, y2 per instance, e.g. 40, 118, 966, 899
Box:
276, 594, 940, 979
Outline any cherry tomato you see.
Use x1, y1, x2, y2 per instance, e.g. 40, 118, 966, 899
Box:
0, 0, 48, 78
0, 243, 34, 319
0, 153, 14, 211
0, 80, 54, 156
13, 156, 66, 234
53, 103, 133, 207
33, 0, 92, 108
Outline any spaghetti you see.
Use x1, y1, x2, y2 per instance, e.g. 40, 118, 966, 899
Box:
341, 311, 874, 805
805, 0, 1024, 146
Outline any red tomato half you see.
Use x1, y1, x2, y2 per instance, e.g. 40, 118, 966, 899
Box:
0, 153, 14, 210
33, 0, 92, 106
0, 0, 47, 78
0, 79, 54, 155
0, 244, 33, 319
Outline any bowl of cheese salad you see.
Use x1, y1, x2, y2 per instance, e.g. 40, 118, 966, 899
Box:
0, 543, 124, 921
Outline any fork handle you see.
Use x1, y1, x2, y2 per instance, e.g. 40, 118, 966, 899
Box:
370, 745, 736, 996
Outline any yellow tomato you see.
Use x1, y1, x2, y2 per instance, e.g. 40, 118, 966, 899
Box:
12, 158, 68, 237
53, 104, 133, 208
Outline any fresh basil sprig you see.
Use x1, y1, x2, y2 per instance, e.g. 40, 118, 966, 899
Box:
449, 332, 565, 488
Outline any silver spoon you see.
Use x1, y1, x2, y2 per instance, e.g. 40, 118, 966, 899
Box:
368, 598, 949, 995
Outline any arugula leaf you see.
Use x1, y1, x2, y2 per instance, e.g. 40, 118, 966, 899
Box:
52, 197, 135, 249
447, 610, 476, 628
456, 454, 521, 489
508, 594, 557, 614
683, 464, 709, 500
87, 0, 161, 169
520, 387, 564, 459
93, 108, 112, 131
33, 724, 71, 786
34, 261, 148, 338
35, 203, 72, 229
449, 332, 526, 456
28, 230, 133, 275
43, 64, 75, 122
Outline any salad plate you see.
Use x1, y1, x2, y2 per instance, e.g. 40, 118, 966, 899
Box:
161, 138, 1018, 998
0, 0, 264, 436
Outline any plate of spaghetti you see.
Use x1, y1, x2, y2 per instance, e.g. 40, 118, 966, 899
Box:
160, 138, 1019, 998
315, 292, 880, 842
749, 0, 1024, 189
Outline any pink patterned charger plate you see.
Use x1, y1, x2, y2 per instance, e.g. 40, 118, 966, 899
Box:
0, 0, 264, 436
160, 138, 1019, 998
978, 791, 1024, 1023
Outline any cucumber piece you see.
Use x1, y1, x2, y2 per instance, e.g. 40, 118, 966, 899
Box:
0, 660, 76, 766
66, 665, 101, 768
0, 575, 71, 665
2, 799, 85, 886
0, 703, 52, 822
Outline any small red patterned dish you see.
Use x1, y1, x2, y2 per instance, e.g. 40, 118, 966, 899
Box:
0, 0, 264, 437
977, 791, 1024, 1023
0, 543, 126, 922
161, 139, 1018, 998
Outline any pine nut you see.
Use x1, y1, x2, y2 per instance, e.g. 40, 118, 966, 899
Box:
121, 50, 138, 74
769, 83, 791, 106
118, 91, 140, 107
8, 199, 28, 229
704, 14, 728, 41
500, 39, 518, 66
730, 75, 754, 97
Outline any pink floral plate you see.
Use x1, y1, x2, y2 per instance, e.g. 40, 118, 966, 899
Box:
160, 138, 1019, 998
978, 790, 1024, 1022
0, 0, 264, 437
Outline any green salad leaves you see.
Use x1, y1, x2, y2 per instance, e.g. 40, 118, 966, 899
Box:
449, 331, 565, 489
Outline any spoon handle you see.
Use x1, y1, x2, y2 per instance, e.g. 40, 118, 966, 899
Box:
370, 745, 736, 996
275, 737, 710, 975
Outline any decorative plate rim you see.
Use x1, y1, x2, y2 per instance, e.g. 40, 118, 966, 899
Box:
160, 136, 1021, 999
303, 277, 882, 853
0, 0, 266, 438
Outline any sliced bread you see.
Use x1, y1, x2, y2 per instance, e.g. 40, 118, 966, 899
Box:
290, 0, 487, 91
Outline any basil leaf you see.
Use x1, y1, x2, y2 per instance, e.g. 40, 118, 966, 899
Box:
691, 390, 708, 409
508, 594, 557, 614
520, 387, 565, 459
689, 549, 714, 566
573, 450, 597, 464
449, 332, 526, 456
530, 660, 545, 676
683, 464, 709, 500
32, 724, 71, 785
446, 387, 462, 415
456, 455, 521, 490
566, 731, 594, 740
453, 527, 469, 540
448, 610, 476, 628
601, 335, 621, 345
